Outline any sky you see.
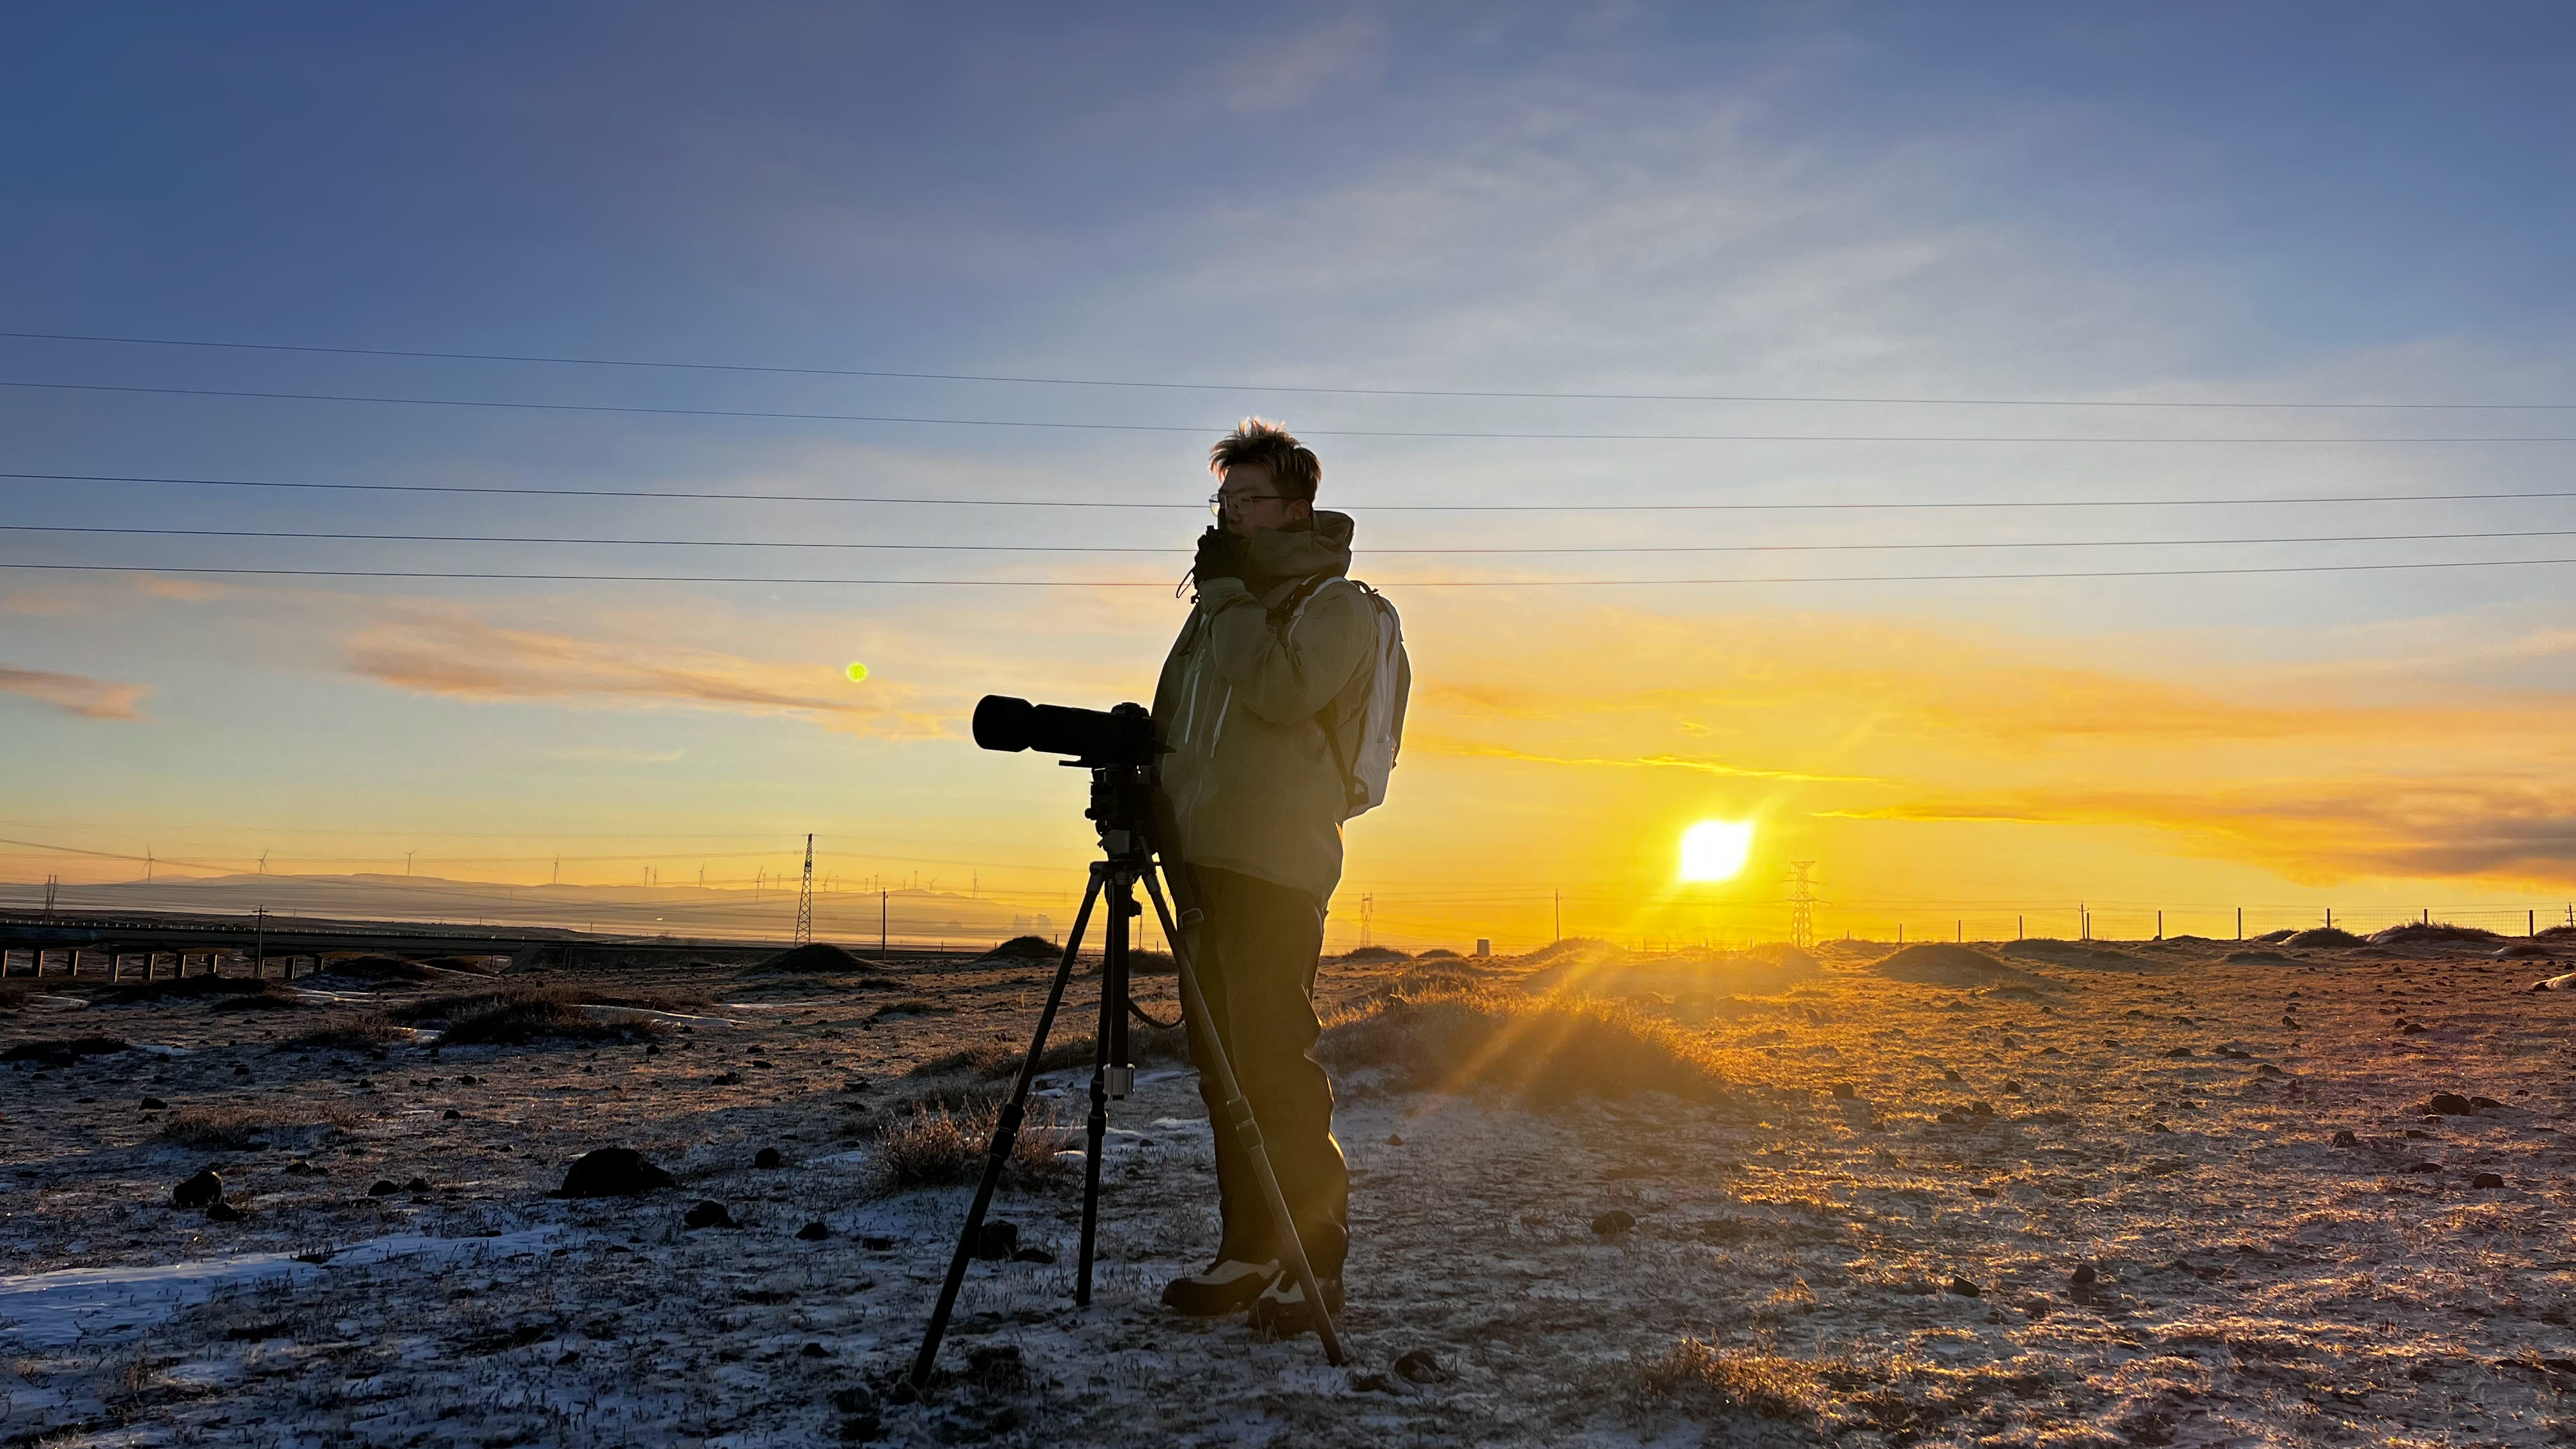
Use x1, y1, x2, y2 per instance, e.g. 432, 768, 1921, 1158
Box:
3, 1, 2572, 949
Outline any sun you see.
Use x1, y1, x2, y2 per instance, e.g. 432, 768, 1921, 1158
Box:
1678, 819, 1754, 882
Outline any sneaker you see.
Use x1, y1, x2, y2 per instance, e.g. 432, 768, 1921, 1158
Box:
1160, 1258, 1280, 1316
1248, 1273, 1346, 1337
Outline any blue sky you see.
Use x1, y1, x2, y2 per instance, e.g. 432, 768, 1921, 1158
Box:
3, 3, 2571, 942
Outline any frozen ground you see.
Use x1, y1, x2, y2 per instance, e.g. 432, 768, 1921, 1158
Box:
5, 932, 2576, 1446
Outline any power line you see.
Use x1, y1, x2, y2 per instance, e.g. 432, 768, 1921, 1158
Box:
5, 329, 2565, 411
11, 470, 2576, 514
6, 556, 2575, 587
12, 521, 2576, 556
5, 379, 2566, 443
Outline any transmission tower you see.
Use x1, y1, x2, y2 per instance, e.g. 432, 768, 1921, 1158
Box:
1783, 861, 1818, 950
794, 833, 815, 947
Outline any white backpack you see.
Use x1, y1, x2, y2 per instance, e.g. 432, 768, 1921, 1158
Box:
1278, 576, 1409, 819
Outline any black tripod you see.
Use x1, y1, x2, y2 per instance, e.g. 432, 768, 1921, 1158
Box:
909, 749, 1347, 1388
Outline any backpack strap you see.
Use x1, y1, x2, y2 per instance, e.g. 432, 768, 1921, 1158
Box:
1271, 574, 1371, 815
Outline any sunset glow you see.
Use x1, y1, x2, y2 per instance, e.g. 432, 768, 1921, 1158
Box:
1677, 819, 1755, 883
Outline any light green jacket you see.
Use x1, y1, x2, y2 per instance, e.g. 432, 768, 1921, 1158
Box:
1152, 512, 1376, 904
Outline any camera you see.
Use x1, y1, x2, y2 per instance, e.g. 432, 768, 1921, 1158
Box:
971, 696, 1156, 769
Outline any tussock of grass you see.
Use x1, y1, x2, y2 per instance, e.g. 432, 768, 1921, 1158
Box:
394, 985, 666, 1045
160, 1103, 357, 1149
1330, 944, 1413, 963
1, 1035, 129, 1066
870, 1097, 1068, 1193
290, 1013, 411, 1050
1319, 984, 1737, 1107
2285, 926, 2365, 947
2369, 920, 2501, 946
868, 999, 954, 1022
206, 981, 311, 1011
1637, 1340, 1833, 1424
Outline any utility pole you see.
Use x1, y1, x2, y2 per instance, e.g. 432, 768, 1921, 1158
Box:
795, 833, 815, 947
1360, 894, 1374, 949
1783, 861, 1818, 951
252, 906, 266, 981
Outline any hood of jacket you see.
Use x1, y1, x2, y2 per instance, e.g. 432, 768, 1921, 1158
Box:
1240, 510, 1354, 597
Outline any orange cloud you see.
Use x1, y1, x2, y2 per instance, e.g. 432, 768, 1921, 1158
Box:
0, 665, 147, 721
340, 607, 953, 739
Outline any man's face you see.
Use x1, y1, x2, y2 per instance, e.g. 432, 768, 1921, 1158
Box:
1215, 463, 1310, 538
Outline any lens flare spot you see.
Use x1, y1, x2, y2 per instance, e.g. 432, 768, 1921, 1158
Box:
1678, 819, 1754, 882
844, 662, 870, 683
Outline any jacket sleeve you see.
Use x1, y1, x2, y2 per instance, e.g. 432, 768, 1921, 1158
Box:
1195, 578, 1374, 725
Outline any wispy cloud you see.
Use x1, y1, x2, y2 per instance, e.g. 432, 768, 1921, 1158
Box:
0, 665, 147, 721
340, 606, 953, 739
1411, 733, 1886, 783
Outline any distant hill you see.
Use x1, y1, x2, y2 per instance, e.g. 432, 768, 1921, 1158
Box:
0, 871, 1042, 947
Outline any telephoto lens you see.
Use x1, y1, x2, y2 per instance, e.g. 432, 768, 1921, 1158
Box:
971, 696, 1155, 766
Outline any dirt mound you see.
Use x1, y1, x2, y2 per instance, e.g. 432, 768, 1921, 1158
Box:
1321, 985, 1737, 1107
2224, 950, 2297, 965
1998, 940, 2156, 971
396, 985, 665, 1046
980, 935, 1059, 962
2249, 928, 2298, 944
310, 956, 442, 985
2494, 942, 2559, 959
2543, 924, 2576, 940
1871, 944, 2041, 987
1522, 944, 1816, 999
1513, 937, 1618, 964
754, 942, 877, 974
2285, 927, 2364, 948
1331, 944, 1413, 964
2369, 921, 2501, 946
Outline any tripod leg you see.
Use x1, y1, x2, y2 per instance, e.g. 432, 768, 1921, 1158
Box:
910, 865, 1105, 1392
1142, 866, 1349, 1368
1077, 868, 1130, 1305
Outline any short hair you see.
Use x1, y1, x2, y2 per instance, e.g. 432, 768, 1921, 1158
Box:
1209, 418, 1321, 503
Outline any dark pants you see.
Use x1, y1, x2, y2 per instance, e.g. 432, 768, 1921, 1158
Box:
1181, 864, 1348, 1278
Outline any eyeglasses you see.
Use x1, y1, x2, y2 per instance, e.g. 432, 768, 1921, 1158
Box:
1208, 491, 1290, 516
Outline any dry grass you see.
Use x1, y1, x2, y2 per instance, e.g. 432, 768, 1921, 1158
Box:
159, 1103, 358, 1149
1319, 984, 1738, 1107
289, 1012, 411, 1050
1637, 1340, 1835, 1425
870, 1096, 1070, 1194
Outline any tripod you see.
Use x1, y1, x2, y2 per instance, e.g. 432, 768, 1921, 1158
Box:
909, 753, 1347, 1388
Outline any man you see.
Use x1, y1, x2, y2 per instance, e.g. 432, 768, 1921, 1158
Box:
1151, 417, 1378, 1337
